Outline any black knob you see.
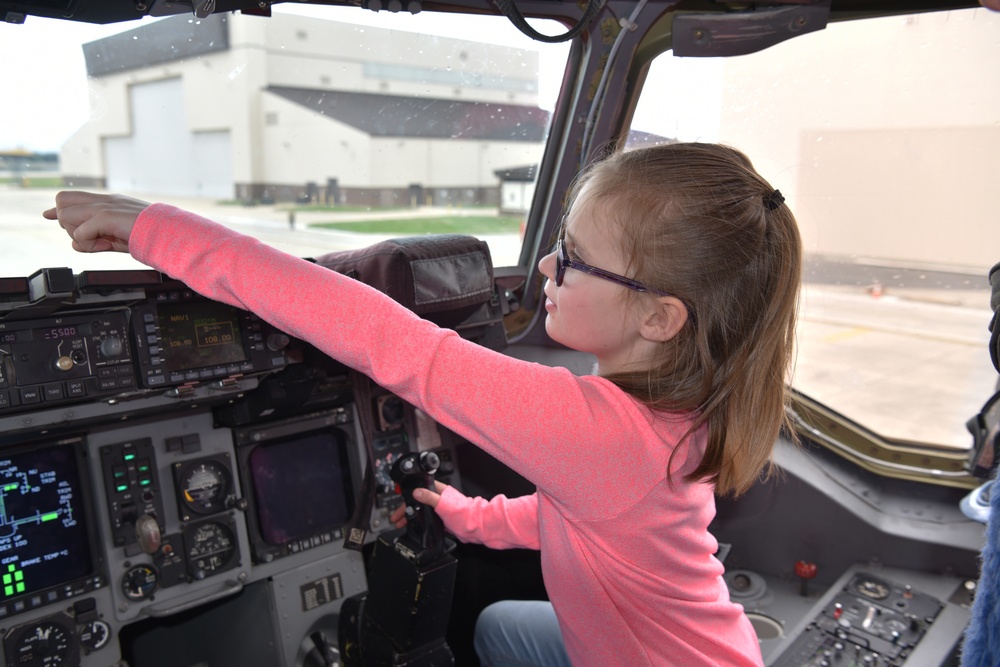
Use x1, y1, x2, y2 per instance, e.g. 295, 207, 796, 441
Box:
100, 335, 124, 357
266, 333, 290, 351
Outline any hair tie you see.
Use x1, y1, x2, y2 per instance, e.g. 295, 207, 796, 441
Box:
764, 189, 785, 211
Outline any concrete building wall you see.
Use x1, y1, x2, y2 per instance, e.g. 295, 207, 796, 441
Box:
500, 180, 536, 215
369, 138, 542, 189
60, 12, 545, 202
258, 94, 373, 188
256, 15, 539, 105
715, 10, 1000, 271
63, 29, 269, 190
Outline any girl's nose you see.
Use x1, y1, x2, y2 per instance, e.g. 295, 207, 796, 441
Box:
538, 247, 556, 281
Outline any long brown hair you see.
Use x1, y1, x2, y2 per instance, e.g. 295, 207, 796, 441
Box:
572, 142, 802, 497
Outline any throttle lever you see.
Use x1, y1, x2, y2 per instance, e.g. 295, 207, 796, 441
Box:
390, 451, 448, 563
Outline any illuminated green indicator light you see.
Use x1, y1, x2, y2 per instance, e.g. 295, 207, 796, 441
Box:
3, 566, 24, 597
116, 484, 129, 492
123, 453, 136, 461
138, 479, 151, 486
41, 512, 59, 522
4, 484, 17, 492
138, 465, 149, 472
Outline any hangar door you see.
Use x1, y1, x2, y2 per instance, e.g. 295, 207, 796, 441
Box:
105, 78, 233, 198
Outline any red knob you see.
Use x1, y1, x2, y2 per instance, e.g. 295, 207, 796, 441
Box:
795, 560, 818, 580
795, 560, 818, 597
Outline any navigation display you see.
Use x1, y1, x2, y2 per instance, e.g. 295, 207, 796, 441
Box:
247, 430, 355, 546
0, 439, 96, 611
156, 299, 247, 373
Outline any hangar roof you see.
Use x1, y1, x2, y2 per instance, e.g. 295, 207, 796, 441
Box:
266, 86, 550, 142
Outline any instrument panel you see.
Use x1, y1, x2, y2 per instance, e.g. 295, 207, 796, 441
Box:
0, 269, 396, 667
771, 571, 945, 667
0, 270, 293, 422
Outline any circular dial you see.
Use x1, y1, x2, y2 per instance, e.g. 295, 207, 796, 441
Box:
178, 459, 232, 516
122, 564, 159, 601
99, 335, 124, 358
185, 520, 237, 578
8, 619, 75, 666
856, 577, 891, 600
78, 620, 111, 652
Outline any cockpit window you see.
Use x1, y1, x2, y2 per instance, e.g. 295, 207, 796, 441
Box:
631, 8, 1000, 450
0, 7, 570, 274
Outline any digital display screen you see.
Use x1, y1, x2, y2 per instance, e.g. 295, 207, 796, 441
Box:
248, 430, 355, 546
32, 325, 82, 341
0, 441, 94, 603
157, 300, 247, 373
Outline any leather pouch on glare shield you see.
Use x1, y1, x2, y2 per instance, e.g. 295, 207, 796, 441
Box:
313, 234, 506, 350
314, 234, 507, 553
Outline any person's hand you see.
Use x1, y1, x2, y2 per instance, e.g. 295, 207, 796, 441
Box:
42, 191, 151, 253
388, 480, 447, 528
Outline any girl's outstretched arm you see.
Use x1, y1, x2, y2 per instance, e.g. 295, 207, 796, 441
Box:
52, 202, 671, 517
42, 191, 150, 254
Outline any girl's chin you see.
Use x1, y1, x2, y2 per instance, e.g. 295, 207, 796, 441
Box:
543, 318, 565, 346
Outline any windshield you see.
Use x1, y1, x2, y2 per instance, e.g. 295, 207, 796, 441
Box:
0, 6, 570, 273
6, 5, 998, 455
632, 7, 1000, 450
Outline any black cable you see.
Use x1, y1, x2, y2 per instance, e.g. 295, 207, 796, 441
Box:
492, 0, 606, 43
343, 369, 376, 551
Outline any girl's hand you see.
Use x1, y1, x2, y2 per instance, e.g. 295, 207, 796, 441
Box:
42, 191, 151, 253
388, 480, 448, 528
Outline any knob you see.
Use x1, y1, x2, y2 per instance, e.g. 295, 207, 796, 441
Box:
135, 514, 161, 555
55, 355, 74, 371
400, 457, 417, 474
419, 451, 440, 473
266, 333, 290, 351
795, 560, 818, 596
100, 335, 124, 357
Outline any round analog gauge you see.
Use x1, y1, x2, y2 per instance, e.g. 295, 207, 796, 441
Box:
7, 619, 76, 666
122, 564, 159, 601
178, 459, 232, 516
78, 620, 111, 652
856, 578, 891, 600
185, 520, 237, 578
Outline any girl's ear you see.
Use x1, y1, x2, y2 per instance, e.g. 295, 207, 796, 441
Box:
639, 296, 689, 343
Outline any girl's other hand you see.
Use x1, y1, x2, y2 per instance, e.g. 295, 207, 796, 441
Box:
42, 191, 151, 254
388, 480, 448, 528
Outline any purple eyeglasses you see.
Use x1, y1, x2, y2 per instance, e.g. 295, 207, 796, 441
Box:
554, 238, 669, 296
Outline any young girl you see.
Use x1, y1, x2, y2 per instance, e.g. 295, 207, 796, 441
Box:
44, 142, 801, 667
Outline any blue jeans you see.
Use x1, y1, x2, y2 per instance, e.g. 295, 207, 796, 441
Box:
474, 600, 573, 667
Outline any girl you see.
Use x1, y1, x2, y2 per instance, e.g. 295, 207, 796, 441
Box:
44, 142, 801, 667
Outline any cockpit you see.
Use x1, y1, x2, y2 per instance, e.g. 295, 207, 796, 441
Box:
0, 1, 997, 665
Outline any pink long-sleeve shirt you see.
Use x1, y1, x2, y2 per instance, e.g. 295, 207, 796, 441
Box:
130, 204, 763, 667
